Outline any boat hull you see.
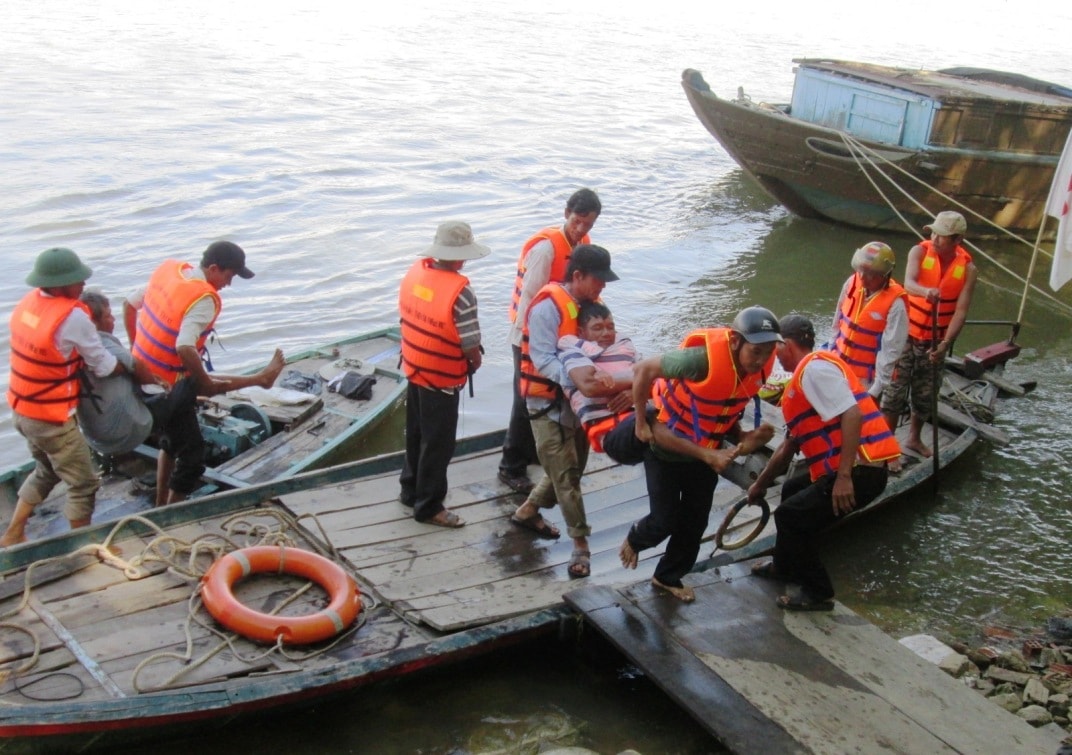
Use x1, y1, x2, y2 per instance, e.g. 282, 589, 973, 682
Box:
681, 68, 1066, 237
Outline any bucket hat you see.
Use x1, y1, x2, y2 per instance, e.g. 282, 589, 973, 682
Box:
26, 247, 93, 288
420, 221, 490, 261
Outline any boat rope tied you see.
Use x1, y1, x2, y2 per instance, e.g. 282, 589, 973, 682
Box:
836, 132, 1072, 318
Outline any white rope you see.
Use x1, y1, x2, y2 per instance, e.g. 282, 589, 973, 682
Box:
835, 132, 1072, 318
2, 507, 371, 695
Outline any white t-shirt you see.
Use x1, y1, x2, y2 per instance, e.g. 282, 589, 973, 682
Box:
799, 358, 857, 422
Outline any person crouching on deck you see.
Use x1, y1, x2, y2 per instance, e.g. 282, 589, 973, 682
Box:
397, 221, 489, 528
748, 315, 900, 611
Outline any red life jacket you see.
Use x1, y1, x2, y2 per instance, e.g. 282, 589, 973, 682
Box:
833, 275, 907, 384
519, 283, 580, 403
781, 351, 901, 481
398, 259, 470, 390
906, 241, 972, 341
508, 226, 588, 323
7, 290, 88, 422
133, 260, 221, 385
654, 328, 772, 447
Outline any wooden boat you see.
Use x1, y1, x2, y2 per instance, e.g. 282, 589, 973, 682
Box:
0, 327, 406, 543
0, 345, 1020, 752
681, 61, 1072, 237
704, 344, 1027, 568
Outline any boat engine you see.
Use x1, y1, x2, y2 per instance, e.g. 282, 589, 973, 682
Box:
199, 402, 274, 466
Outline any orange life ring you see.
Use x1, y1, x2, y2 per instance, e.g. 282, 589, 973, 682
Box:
200, 545, 361, 645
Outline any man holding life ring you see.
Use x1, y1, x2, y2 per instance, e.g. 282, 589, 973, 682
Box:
748, 315, 901, 611
618, 306, 780, 602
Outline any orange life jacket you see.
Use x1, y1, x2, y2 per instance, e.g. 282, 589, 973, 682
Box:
906, 241, 972, 341
781, 351, 901, 481
133, 260, 221, 385
833, 275, 907, 384
398, 259, 470, 390
508, 226, 588, 323
654, 328, 772, 447
519, 283, 580, 403
7, 290, 88, 422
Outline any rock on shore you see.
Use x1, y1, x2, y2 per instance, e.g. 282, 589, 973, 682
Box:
901, 625, 1072, 742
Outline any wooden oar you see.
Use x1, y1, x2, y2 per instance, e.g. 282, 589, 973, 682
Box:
931, 307, 941, 494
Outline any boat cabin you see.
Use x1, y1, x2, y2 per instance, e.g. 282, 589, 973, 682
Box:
788, 59, 1072, 156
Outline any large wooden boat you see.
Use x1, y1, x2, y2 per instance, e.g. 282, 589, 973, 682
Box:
681, 60, 1072, 237
0, 343, 1023, 752
0, 327, 406, 542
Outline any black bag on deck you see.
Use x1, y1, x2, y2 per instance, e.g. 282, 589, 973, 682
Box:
334, 371, 376, 401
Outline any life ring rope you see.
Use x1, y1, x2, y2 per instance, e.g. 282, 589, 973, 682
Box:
200, 545, 362, 645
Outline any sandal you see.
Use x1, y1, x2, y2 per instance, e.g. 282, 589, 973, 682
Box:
776, 594, 834, 612
750, 560, 781, 580
568, 549, 591, 579
652, 577, 695, 603
510, 512, 560, 539
423, 510, 465, 528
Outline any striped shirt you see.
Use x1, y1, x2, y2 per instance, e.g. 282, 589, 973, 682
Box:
558, 335, 637, 427
453, 284, 481, 351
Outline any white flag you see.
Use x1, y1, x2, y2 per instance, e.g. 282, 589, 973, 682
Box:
1047, 129, 1072, 291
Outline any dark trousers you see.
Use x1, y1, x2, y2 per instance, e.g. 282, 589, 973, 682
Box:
628, 454, 720, 588
399, 381, 460, 522
772, 465, 888, 601
145, 378, 205, 495
600, 413, 649, 467
499, 344, 537, 477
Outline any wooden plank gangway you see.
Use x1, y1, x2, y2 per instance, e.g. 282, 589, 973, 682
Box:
565, 563, 1065, 755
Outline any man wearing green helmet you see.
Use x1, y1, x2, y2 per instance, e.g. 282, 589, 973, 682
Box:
619, 306, 780, 602
2, 248, 129, 546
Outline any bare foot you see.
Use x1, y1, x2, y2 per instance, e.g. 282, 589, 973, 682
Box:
652, 577, 695, 603
888, 456, 903, 474
619, 538, 638, 569
0, 533, 27, 548
904, 438, 933, 457
258, 349, 286, 388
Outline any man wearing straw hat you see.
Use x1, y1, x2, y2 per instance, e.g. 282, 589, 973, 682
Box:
2, 248, 126, 545
398, 221, 489, 528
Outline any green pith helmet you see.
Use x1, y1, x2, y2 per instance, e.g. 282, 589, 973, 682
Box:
730, 305, 783, 344
26, 247, 93, 288
851, 241, 896, 275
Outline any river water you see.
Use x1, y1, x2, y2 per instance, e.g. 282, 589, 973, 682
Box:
3, 1, 1072, 751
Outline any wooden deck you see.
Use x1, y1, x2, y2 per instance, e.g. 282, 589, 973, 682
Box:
0, 359, 1016, 751
565, 563, 1065, 755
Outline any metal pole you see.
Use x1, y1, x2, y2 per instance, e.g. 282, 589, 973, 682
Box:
931, 306, 940, 494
